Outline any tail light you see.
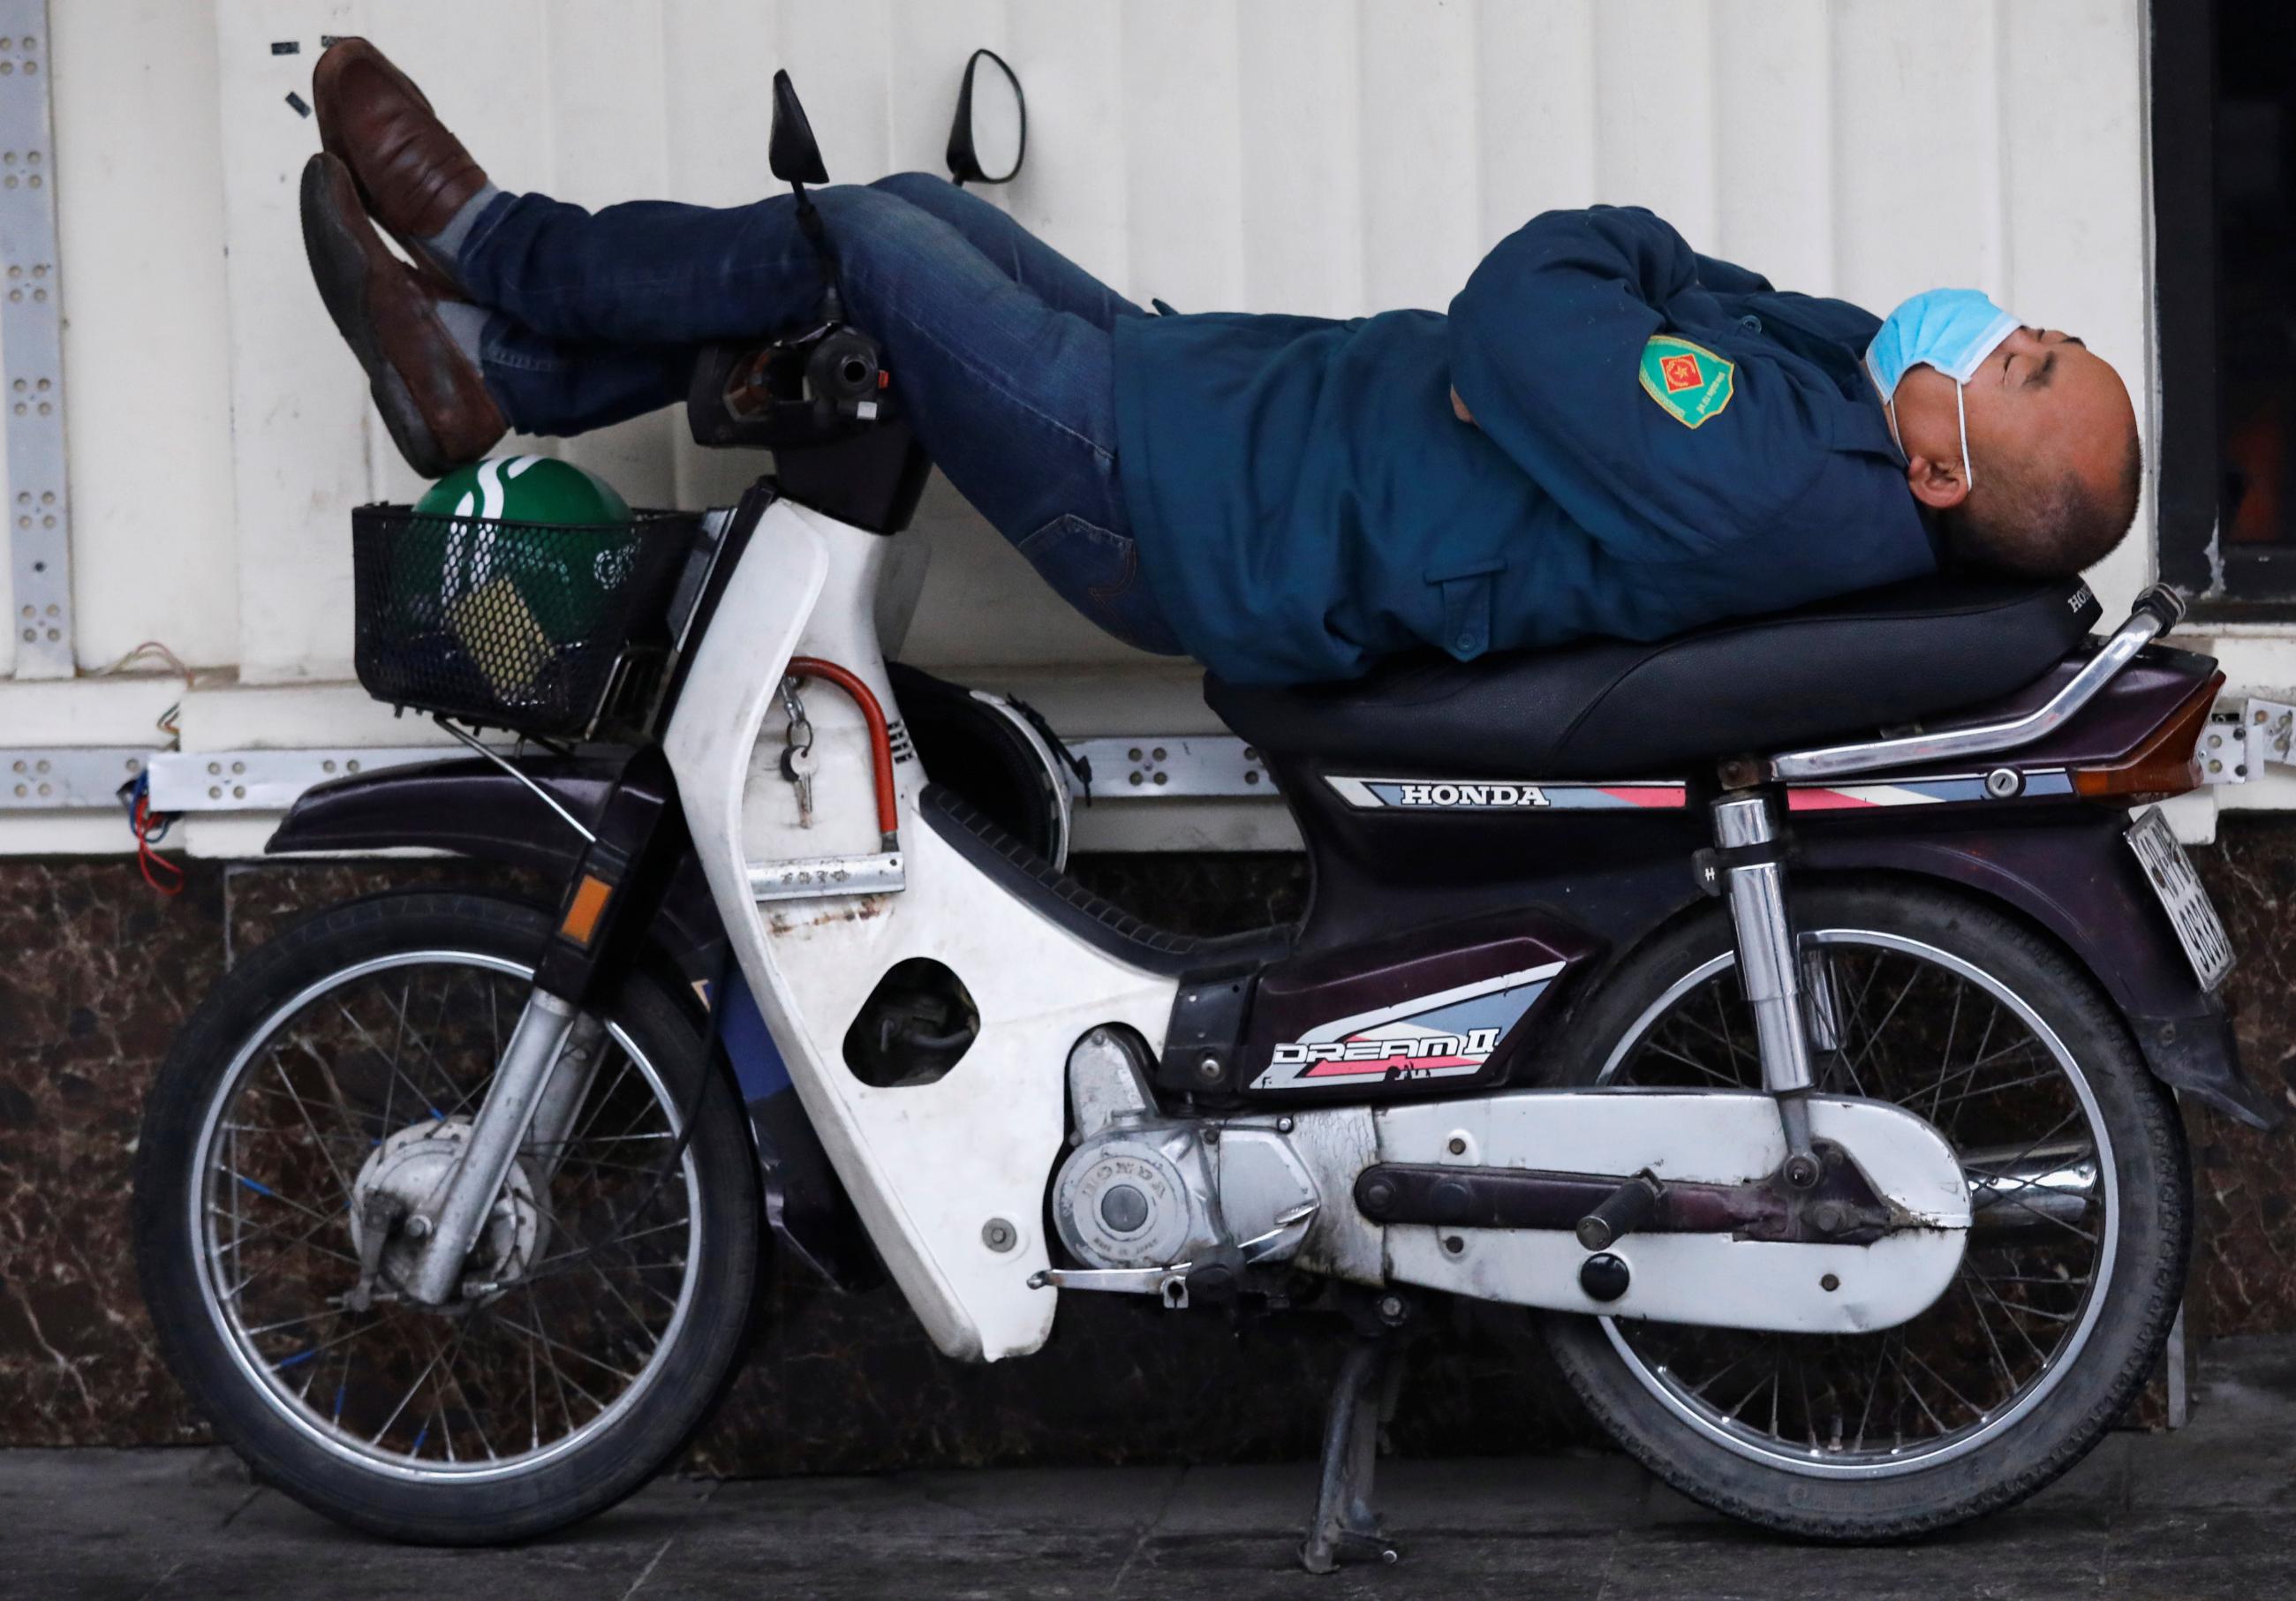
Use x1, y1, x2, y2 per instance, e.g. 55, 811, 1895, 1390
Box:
2070, 673, 2224, 801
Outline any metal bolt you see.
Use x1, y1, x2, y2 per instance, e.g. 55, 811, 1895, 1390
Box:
1377, 1295, 1405, 1321
1446, 1136, 1467, 1156
1195, 1054, 1222, 1084
1820, 1272, 1840, 1293
1275, 1116, 1294, 1134
981, 1218, 1017, 1252
1202, 1126, 1220, 1145
403, 1215, 432, 1240
1443, 1235, 1465, 1256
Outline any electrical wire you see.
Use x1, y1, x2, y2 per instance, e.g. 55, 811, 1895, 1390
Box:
116, 771, 183, 897
93, 638, 196, 743
93, 641, 194, 892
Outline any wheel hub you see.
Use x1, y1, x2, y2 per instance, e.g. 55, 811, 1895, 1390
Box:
348, 1119, 541, 1297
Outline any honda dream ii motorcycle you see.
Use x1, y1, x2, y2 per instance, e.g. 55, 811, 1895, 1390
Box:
132, 75, 2268, 1572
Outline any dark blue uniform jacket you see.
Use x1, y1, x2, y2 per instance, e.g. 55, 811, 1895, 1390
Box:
1111, 205, 1937, 685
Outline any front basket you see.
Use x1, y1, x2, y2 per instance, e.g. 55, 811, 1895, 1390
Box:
351, 502, 701, 738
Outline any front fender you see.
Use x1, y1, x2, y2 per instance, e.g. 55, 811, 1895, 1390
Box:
1798, 810, 2279, 1130
266, 753, 620, 874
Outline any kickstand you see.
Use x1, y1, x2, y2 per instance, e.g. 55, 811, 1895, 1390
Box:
1298, 1333, 1403, 1574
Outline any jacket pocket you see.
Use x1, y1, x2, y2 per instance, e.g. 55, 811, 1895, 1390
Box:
1425, 557, 1506, 660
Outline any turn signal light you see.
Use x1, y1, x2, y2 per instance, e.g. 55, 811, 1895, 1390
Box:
2071, 673, 2224, 800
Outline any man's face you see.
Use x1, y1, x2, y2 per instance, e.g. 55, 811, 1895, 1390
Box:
1892, 327, 2135, 515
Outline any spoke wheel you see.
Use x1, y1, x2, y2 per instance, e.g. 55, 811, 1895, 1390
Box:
1597, 930, 2111, 1477
1541, 880, 2189, 1539
194, 950, 698, 1479
137, 892, 759, 1543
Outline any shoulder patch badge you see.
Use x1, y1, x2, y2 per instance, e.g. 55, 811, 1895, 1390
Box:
1638, 334, 1733, 428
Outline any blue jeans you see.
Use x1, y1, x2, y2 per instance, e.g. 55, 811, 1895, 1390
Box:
457, 173, 1182, 654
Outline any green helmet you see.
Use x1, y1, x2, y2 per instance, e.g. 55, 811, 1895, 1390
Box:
415, 454, 631, 524
412, 456, 636, 704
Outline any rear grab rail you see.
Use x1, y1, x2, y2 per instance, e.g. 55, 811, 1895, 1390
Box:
1765, 585, 2187, 782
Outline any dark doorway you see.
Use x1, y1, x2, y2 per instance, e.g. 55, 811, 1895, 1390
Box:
2156, 0, 2296, 609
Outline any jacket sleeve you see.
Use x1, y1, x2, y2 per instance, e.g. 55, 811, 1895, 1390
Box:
1447, 207, 1828, 562
1692, 249, 1772, 296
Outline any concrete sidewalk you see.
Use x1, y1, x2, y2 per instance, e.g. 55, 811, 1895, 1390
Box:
14, 1337, 2296, 1601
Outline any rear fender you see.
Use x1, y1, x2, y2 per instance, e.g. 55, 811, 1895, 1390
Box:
1797, 811, 2278, 1129
265, 755, 883, 1284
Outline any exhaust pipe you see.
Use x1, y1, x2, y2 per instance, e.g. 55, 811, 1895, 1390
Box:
1962, 1139, 2096, 1236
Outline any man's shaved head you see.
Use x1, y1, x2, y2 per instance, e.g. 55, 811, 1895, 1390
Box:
1890, 327, 2141, 578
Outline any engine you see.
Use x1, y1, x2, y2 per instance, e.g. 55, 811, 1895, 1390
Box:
1051, 1030, 1319, 1287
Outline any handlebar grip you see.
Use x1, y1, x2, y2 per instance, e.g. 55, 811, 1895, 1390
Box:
2132, 584, 2188, 633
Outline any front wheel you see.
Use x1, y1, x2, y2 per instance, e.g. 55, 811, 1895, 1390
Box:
1541, 880, 2190, 1540
133, 890, 760, 1543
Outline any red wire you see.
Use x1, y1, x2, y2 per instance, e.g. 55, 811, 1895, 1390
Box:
133, 791, 185, 897
785, 656, 900, 839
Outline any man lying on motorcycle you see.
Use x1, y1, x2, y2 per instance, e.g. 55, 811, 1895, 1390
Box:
305, 39, 2141, 689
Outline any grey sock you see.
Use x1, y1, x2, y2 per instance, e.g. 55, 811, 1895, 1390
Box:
434, 298, 491, 372
422, 182, 502, 275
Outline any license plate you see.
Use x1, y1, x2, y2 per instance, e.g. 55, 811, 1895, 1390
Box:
2127, 806, 2235, 990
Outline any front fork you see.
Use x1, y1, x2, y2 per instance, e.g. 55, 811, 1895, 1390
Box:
1711, 792, 1827, 1189
397, 750, 677, 1306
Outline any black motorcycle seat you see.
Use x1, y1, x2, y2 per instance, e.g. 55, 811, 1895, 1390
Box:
1205, 575, 2101, 779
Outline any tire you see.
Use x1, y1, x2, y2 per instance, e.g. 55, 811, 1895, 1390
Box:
1538, 879, 2190, 1540
132, 890, 760, 1544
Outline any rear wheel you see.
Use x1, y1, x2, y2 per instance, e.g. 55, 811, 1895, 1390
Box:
1541, 880, 2189, 1539
133, 890, 759, 1543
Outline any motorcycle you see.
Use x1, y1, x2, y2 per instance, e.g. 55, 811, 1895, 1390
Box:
132, 73, 2269, 1572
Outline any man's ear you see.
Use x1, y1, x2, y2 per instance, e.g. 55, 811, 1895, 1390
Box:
1905, 452, 1969, 511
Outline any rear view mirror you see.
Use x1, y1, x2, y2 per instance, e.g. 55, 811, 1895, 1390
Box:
945, 49, 1025, 186
770, 69, 829, 185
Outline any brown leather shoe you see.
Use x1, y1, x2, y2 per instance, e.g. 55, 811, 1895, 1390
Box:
300, 154, 504, 478
312, 38, 487, 276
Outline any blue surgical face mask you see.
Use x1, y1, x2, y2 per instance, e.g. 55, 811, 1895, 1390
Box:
1863, 288, 2020, 489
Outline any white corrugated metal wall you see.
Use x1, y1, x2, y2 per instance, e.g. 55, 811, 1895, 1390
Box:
4, 0, 2199, 853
